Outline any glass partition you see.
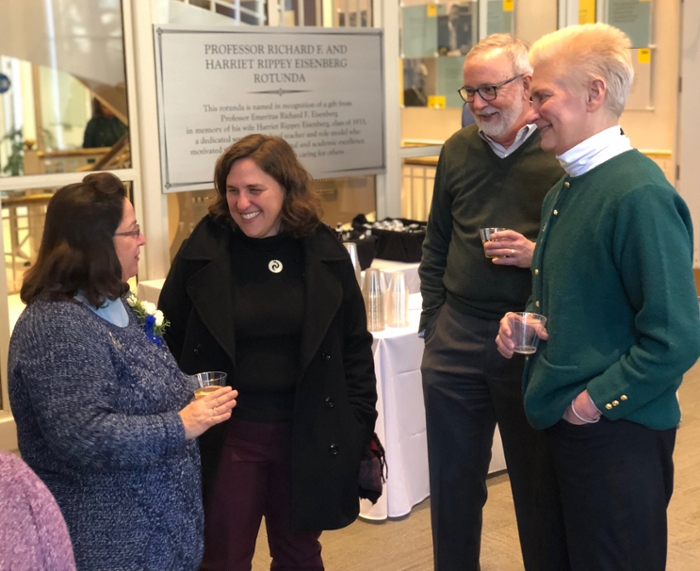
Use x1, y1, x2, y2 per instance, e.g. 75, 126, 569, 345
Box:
0, 0, 130, 179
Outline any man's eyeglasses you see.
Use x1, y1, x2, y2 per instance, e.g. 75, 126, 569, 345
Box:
114, 224, 141, 239
458, 74, 524, 103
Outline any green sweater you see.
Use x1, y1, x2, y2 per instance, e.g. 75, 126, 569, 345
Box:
419, 125, 563, 329
524, 150, 700, 430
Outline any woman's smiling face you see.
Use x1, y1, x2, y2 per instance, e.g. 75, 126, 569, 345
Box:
226, 158, 285, 239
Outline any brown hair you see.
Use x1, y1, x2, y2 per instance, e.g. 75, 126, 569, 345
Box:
209, 134, 322, 237
21, 172, 129, 307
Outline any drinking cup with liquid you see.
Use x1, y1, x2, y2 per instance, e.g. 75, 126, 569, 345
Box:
509, 312, 547, 354
192, 371, 228, 399
479, 227, 509, 259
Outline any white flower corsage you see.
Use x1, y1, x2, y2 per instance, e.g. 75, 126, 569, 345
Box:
126, 293, 170, 345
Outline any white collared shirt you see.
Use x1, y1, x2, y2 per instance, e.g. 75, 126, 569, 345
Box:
479, 124, 538, 158
557, 126, 632, 177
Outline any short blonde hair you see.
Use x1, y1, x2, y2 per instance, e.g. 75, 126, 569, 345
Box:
530, 23, 633, 117
466, 34, 531, 76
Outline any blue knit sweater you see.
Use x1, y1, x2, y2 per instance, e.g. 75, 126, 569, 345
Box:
9, 299, 203, 571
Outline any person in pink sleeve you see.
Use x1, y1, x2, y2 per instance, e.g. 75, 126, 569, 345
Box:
0, 449, 76, 571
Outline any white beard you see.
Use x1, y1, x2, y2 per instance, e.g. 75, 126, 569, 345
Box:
473, 96, 523, 140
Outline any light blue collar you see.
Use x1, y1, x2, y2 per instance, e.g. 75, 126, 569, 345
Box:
75, 294, 128, 328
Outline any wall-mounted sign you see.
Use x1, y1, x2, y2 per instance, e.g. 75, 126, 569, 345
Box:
153, 25, 385, 193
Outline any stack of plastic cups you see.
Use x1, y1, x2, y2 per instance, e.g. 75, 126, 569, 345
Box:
362, 268, 385, 332
343, 242, 362, 287
386, 271, 409, 328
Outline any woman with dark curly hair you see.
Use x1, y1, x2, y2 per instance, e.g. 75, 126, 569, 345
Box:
9, 172, 237, 570
159, 134, 378, 571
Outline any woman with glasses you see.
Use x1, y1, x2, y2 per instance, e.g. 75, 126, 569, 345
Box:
8, 172, 237, 570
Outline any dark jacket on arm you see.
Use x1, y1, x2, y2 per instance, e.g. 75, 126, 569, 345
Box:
158, 215, 378, 531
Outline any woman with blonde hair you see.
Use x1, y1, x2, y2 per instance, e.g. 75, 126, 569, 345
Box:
497, 24, 700, 571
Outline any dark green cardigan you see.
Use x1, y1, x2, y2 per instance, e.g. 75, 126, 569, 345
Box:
419, 125, 563, 329
524, 150, 700, 430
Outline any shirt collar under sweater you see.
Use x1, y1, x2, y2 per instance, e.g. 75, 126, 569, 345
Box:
557, 126, 632, 177
479, 124, 537, 158
74, 294, 128, 327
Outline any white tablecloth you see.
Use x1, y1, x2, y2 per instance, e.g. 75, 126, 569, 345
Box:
359, 294, 506, 520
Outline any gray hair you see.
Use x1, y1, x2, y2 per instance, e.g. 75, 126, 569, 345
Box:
530, 23, 634, 117
466, 34, 532, 76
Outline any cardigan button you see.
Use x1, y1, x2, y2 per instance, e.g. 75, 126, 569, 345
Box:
605, 403, 613, 410
324, 396, 335, 408
612, 400, 619, 407
328, 443, 340, 455
553, 209, 559, 216
193, 344, 202, 356
321, 351, 331, 361
534, 269, 539, 275
564, 181, 570, 188
535, 301, 540, 308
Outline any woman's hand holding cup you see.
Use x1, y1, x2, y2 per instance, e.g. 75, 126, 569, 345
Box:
496, 311, 549, 358
179, 386, 238, 440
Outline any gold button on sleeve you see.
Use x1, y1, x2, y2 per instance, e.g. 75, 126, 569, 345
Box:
535, 301, 540, 307
620, 395, 628, 401
605, 403, 613, 410
612, 400, 619, 406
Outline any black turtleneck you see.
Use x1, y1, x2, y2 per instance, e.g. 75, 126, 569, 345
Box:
230, 231, 304, 423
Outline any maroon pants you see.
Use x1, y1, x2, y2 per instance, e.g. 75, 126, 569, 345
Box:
200, 418, 324, 571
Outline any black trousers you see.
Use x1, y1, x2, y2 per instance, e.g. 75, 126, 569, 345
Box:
545, 417, 676, 571
421, 303, 555, 571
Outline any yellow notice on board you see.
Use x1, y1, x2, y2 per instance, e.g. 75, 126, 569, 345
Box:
503, 0, 514, 12
578, 0, 596, 25
428, 95, 446, 109
638, 49, 651, 64
427, 4, 438, 17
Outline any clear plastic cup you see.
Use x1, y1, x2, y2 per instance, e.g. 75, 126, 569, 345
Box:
479, 227, 509, 258
386, 271, 409, 328
343, 242, 362, 287
509, 313, 547, 354
192, 371, 227, 399
362, 268, 385, 332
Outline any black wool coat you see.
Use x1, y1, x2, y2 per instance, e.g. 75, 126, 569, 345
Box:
158, 215, 378, 531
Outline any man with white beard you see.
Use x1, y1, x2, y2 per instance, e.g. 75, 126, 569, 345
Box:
419, 34, 564, 571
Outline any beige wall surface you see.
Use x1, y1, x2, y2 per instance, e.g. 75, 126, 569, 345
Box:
618, 1, 678, 161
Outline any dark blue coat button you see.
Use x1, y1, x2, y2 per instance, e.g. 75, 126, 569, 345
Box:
328, 443, 339, 455
324, 396, 335, 408
321, 351, 331, 361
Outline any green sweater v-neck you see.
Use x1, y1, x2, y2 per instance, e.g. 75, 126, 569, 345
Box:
524, 150, 700, 430
419, 125, 563, 329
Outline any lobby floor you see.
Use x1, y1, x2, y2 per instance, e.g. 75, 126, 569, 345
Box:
251, 362, 700, 570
